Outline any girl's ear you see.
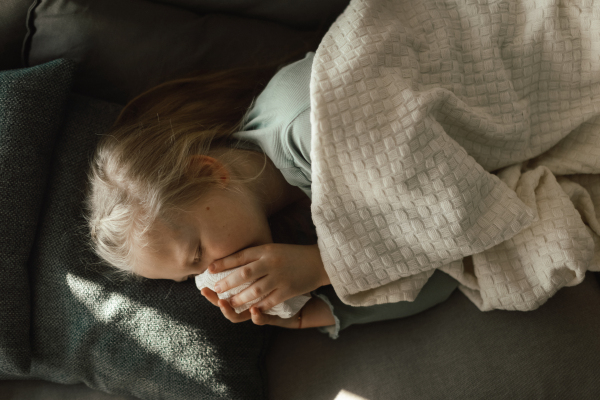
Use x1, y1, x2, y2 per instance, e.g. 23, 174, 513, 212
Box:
188, 155, 229, 183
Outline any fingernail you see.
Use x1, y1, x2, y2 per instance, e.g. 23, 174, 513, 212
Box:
214, 284, 221, 293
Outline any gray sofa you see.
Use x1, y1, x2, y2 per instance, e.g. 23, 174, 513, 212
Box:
3, 275, 600, 400
1, 1, 599, 399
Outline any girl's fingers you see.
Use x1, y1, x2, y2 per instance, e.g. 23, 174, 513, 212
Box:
209, 246, 261, 274
250, 307, 302, 329
200, 288, 220, 307
201, 288, 252, 323
250, 307, 298, 328
214, 261, 266, 294
251, 290, 284, 312
218, 299, 251, 323
249, 307, 273, 326
229, 279, 274, 308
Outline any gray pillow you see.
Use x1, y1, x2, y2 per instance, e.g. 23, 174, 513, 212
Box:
25, 0, 334, 104
0, 58, 74, 375
0, 60, 272, 400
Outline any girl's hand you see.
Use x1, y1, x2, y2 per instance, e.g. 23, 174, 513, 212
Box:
200, 288, 301, 328
200, 287, 251, 323
209, 243, 330, 312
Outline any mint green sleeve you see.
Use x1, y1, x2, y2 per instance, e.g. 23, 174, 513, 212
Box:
313, 270, 459, 339
234, 53, 314, 197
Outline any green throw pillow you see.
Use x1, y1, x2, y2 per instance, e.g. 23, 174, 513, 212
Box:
0, 60, 272, 400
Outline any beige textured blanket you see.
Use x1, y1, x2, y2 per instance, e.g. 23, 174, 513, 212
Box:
310, 0, 600, 310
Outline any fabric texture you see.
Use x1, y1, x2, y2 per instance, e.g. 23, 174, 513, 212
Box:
310, 0, 600, 310
267, 272, 600, 400
195, 269, 311, 318
148, 0, 351, 29
0, 0, 31, 70
25, 0, 333, 104
0, 60, 272, 400
0, 59, 74, 375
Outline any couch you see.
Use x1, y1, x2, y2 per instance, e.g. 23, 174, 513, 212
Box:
1, 1, 599, 399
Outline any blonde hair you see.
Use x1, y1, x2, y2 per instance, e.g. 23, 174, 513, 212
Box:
87, 65, 281, 274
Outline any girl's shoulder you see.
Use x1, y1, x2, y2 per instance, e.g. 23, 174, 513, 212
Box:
234, 53, 315, 197
246, 52, 315, 127
268, 52, 315, 92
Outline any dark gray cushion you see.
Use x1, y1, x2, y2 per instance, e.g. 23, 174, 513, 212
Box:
0, 0, 32, 70
267, 272, 600, 399
149, 0, 350, 29
0, 58, 75, 375
25, 0, 337, 104
0, 60, 272, 400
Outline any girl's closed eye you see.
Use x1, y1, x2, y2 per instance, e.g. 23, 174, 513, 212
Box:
194, 244, 203, 264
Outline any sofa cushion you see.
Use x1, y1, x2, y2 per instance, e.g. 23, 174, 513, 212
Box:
0, 0, 32, 70
0, 59, 74, 375
25, 0, 331, 104
0, 60, 272, 400
148, 0, 349, 29
267, 272, 600, 399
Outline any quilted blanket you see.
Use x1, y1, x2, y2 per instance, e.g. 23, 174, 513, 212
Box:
310, 0, 600, 311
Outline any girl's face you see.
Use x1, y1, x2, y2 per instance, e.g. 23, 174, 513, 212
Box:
134, 187, 272, 282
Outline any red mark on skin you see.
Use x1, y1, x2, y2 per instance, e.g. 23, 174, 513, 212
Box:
206, 207, 210, 211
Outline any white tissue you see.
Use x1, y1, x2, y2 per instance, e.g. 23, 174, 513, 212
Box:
195, 268, 310, 319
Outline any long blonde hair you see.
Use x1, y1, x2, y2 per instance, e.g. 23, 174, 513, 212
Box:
87, 64, 284, 273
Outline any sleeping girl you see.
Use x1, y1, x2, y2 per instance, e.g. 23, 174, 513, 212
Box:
87, 52, 458, 339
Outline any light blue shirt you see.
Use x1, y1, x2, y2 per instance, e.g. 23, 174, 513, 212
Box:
234, 52, 313, 198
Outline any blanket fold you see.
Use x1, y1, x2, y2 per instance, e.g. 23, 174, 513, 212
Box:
310, 0, 600, 309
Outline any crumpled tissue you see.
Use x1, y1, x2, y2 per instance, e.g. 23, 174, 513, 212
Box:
195, 268, 310, 318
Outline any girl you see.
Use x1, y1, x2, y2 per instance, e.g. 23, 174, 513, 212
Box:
87, 52, 458, 339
